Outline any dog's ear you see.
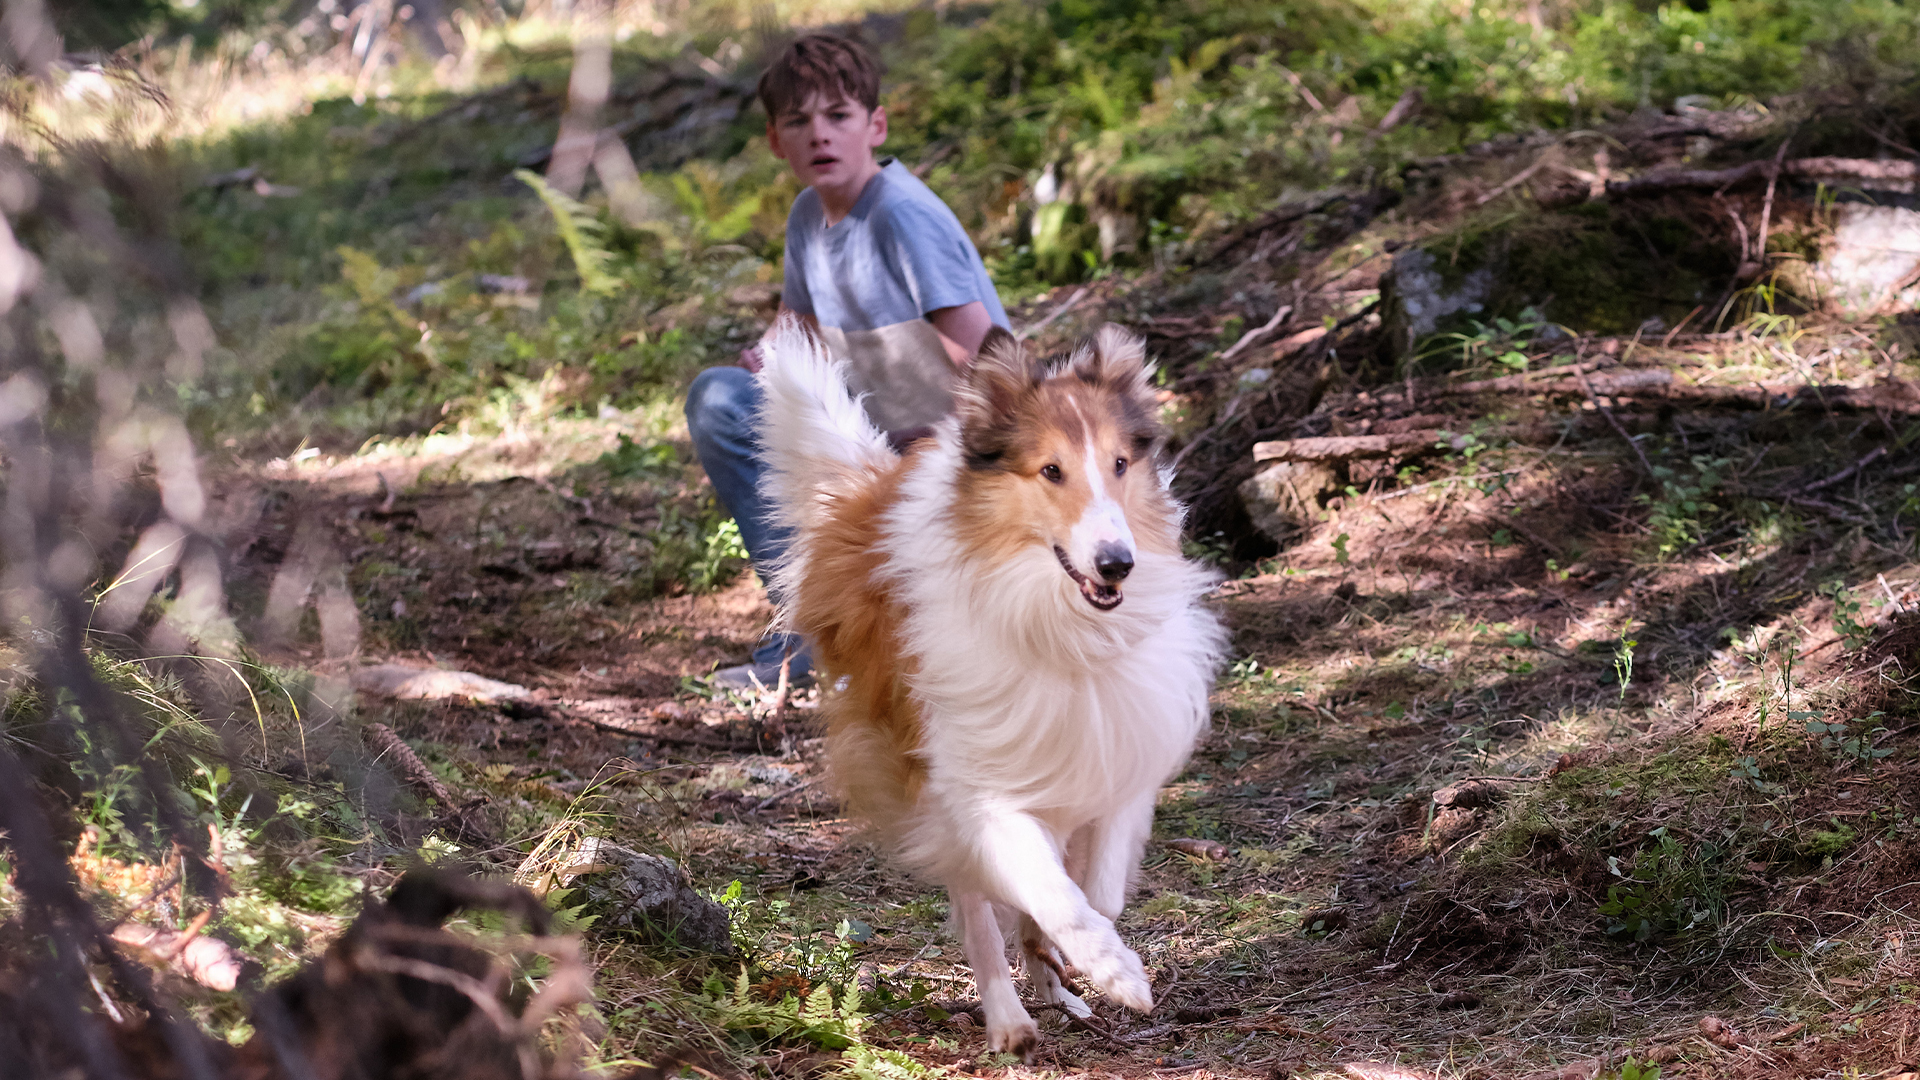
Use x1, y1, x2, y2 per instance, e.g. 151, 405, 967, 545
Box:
955, 330, 1041, 471
1069, 324, 1164, 460
976, 325, 1018, 362
1069, 324, 1155, 399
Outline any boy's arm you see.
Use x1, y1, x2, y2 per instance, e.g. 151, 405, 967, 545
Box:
927, 301, 995, 366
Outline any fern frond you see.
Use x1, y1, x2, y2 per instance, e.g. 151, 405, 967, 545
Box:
800, 982, 837, 1026
515, 168, 622, 296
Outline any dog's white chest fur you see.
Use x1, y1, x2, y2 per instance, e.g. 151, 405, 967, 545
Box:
880, 437, 1220, 836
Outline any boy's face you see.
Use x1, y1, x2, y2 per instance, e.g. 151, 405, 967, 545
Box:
766, 92, 888, 191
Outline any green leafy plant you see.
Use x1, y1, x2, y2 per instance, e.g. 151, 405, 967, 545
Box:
710, 967, 868, 1050
1638, 455, 1729, 558
1822, 580, 1873, 651
1424, 308, 1551, 373
1806, 711, 1892, 769
1598, 828, 1718, 943
1601, 1057, 1662, 1080
1729, 756, 1786, 796
597, 435, 680, 480
1612, 622, 1638, 702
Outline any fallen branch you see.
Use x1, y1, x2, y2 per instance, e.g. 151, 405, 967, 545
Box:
1766, 493, 1875, 526
1755, 136, 1792, 268
1019, 285, 1090, 340
1476, 157, 1551, 206
1436, 367, 1920, 416
1265, 299, 1380, 362
1436, 361, 1609, 396
1375, 86, 1422, 133
1218, 304, 1293, 363
1200, 191, 1354, 264
1797, 445, 1887, 494
1173, 302, 1379, 474
566, 711, 742, 749
750, 778, 823, 815
1575, 366, 1656, 477
364, 722, 459, 808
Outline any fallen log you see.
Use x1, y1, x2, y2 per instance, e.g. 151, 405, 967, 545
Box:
1606, 156, 1920, 197
1436, 362, 1607, 396
1436, 367, 1920, 415
1253, 431, 1474, 462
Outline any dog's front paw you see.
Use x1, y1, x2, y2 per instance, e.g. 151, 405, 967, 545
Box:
987, 1017, 1039, 1061
1078, 941, 1153, 1013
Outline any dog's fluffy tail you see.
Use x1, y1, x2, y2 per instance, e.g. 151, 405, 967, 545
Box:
754, 314, 895, 535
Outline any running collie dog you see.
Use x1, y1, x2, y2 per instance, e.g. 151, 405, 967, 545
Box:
756, 317, 1225, 1057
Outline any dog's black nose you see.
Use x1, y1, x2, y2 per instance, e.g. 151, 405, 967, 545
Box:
1095, 543, 1133, 583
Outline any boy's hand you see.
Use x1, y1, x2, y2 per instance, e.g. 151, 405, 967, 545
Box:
738, 343, 765, 373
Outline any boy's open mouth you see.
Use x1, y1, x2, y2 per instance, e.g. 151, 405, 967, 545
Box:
1055, 546, 1123, 611
810, 154, 839, 168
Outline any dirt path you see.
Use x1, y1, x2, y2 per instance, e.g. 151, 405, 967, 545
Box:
220, 401, 1920, 1080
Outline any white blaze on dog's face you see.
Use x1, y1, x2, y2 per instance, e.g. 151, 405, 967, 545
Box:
951, 326, 1180, 611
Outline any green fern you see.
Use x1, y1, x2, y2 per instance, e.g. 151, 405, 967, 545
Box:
710, 965, 869, 1051
514, 168, 621, 296
845, 1045, 948, 1080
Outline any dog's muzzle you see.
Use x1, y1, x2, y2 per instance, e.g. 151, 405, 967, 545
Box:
1055, 545, 1124, 611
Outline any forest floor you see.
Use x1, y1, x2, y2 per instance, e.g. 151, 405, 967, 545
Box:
207, 304, 1920, 1080
27, 4, 1920, 1078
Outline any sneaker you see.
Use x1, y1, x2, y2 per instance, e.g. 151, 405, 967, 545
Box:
711, 658, 816, 691
711, 635, 814, 691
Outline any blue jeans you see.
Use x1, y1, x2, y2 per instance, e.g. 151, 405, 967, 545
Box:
685, 366, 811, 674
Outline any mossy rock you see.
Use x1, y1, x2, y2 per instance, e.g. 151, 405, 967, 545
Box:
1383, 199, 1738, 361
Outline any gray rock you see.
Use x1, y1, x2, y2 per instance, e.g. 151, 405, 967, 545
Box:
579, 846, 733, 954
1816, 203, 1920, 315
1381, 247, 1494, 357
1238, 460, 1337, 544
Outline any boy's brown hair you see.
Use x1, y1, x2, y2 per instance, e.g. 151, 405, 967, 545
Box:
756, 34, 882, 120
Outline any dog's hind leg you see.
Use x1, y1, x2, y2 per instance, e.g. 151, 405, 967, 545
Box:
1078, 792, 1157, 920
1018, 916, 1091, 1019
954, 890, 1037, 1059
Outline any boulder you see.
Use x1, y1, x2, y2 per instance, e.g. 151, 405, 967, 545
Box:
578, 845, 732, 954
1814, 203, 1920, 315
1238, 460, 1336, 544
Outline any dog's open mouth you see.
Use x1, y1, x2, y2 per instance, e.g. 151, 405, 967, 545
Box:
1054, 546, 1123, 611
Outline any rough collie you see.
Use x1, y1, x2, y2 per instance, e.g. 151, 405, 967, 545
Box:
755, 316, 1225, 1057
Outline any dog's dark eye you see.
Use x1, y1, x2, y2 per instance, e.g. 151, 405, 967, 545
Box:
1041, 463, 1064, 484
1115, 457, 1128, 477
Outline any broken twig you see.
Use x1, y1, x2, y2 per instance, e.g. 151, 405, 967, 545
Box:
1574, 365, 1656, 477
1019, 286, 1090, 340
1797, 446, 1886, 495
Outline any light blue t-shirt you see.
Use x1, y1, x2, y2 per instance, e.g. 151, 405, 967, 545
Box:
782, 159, 1009, 430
